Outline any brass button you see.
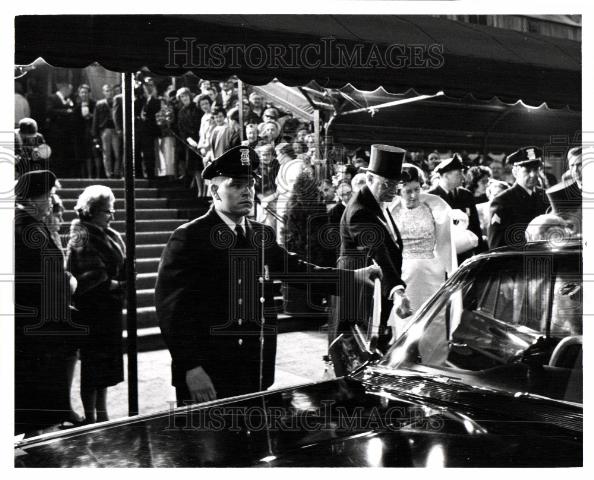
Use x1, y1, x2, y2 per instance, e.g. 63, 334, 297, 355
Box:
238, 338, 243, 346
260, 297, 265, 304
238, 278, 242, 285
238, 319, 243, 326
259, 277, 264, 283
238, 298, 243, 305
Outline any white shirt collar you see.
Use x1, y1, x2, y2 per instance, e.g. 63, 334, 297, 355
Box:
215, 208, 246, 234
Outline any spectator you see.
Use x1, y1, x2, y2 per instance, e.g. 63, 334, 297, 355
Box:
351, 147, 369, 170
304, 133, 317, 159
245, 92, 265, 124
489, 158, 504, 181
465, 165, 492, 204
175, 87, 202, 183
424, 151, 441, 175
15, 170, 79, 434
198, 79, 212, 96
14, 117, 51, 177
241, 123, 260, 148
205, 106, 239, 163
67, 185, 126, 424
319, 179, 337, 210
259, 120, 281, 145
46, 81, 76, 177
92, 84, 121, 178
73, 84, 98, 178
137, 78, 161, 179
155, 96, 177, 178
219, 78, 238, 110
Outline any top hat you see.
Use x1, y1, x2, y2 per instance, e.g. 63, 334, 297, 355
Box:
202, 146, 260, 180
434, 154, 465, 175
367, 144, 406, 180
506, 146, 543, 168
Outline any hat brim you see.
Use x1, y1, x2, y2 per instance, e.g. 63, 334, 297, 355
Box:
512, 159, 542, 168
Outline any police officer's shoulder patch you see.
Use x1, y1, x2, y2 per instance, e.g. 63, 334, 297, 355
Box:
491, 213, 501, 225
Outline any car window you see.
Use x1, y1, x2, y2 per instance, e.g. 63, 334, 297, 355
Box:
382, 252, 582, 403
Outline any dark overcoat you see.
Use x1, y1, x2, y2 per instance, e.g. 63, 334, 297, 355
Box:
14, 205, 76, 433
155, 207, 348, 398
488, 183, 550, 249
337, 186, 404, 337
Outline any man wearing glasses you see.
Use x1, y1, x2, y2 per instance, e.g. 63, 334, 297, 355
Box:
338, 144, 410, 352
489, 146, 550, 249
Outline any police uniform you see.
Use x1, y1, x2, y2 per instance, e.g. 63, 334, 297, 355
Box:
428, 154, 486, 263
488, 147, 550, 249
155, 146, 355, 403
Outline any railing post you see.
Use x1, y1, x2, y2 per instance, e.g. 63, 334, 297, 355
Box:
122, 72, 139, 417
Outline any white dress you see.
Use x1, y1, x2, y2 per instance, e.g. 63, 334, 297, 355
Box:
388, 193, 456, 337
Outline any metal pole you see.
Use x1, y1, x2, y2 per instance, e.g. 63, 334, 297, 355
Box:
122, 72, 139, 417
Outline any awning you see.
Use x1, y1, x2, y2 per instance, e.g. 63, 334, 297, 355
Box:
15, 15, 581, 110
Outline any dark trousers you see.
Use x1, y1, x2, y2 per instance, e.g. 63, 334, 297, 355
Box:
139, 134, 156, 179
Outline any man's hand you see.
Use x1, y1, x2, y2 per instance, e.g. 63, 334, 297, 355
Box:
353, 264, 383, 287
185, 366, 217, 403
391, 289, 413, 318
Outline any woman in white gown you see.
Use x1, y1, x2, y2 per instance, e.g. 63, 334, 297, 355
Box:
388, 164, 457, 337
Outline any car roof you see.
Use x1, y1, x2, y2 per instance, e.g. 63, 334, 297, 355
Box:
486, 239, 582, 255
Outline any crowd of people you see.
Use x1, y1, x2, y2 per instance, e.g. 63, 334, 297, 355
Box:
14, 73, 584, 437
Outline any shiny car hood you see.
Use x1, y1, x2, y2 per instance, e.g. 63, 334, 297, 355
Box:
15, 373, 582, 467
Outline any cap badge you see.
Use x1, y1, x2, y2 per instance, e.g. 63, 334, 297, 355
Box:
240, 148, 250, 166
526, 148, 536, 160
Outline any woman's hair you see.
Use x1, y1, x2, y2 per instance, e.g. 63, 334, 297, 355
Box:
196, 93, 212, 106
465, 166, 492, 193
400, 163, 426, 186
175, 87, 192, 101
74, 185, 115, 220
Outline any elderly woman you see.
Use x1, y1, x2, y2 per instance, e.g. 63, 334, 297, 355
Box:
67, 185, 126, 424
388, 164, 456, 336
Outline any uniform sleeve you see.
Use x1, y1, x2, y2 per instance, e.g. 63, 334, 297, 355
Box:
155, 227, 210, 376
466, 194, 487, 253
264, 225, 353, 295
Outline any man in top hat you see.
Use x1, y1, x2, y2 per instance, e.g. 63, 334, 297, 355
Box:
337, 144, 410, 351
428, 153, 486, 263
14, 170, 81, 434
488, 146, 550, 249
546, 146, 582, 236
155, 146, 380, 405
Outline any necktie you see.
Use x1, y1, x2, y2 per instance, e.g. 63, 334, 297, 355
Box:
235, 224, 249, 248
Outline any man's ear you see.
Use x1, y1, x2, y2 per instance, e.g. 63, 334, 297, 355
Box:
211, 184, 221, 201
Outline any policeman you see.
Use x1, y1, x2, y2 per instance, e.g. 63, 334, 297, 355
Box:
488, 146, 550, 249
428, 153, 485, 263
155, 146, 380, 405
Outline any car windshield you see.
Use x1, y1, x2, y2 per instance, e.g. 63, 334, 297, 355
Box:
380, 250, 582, 404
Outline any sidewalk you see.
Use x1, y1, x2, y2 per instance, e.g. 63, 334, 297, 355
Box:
70, 330, 332, 420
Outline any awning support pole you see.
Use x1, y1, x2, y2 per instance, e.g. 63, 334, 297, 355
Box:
122, 72, 139, 417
